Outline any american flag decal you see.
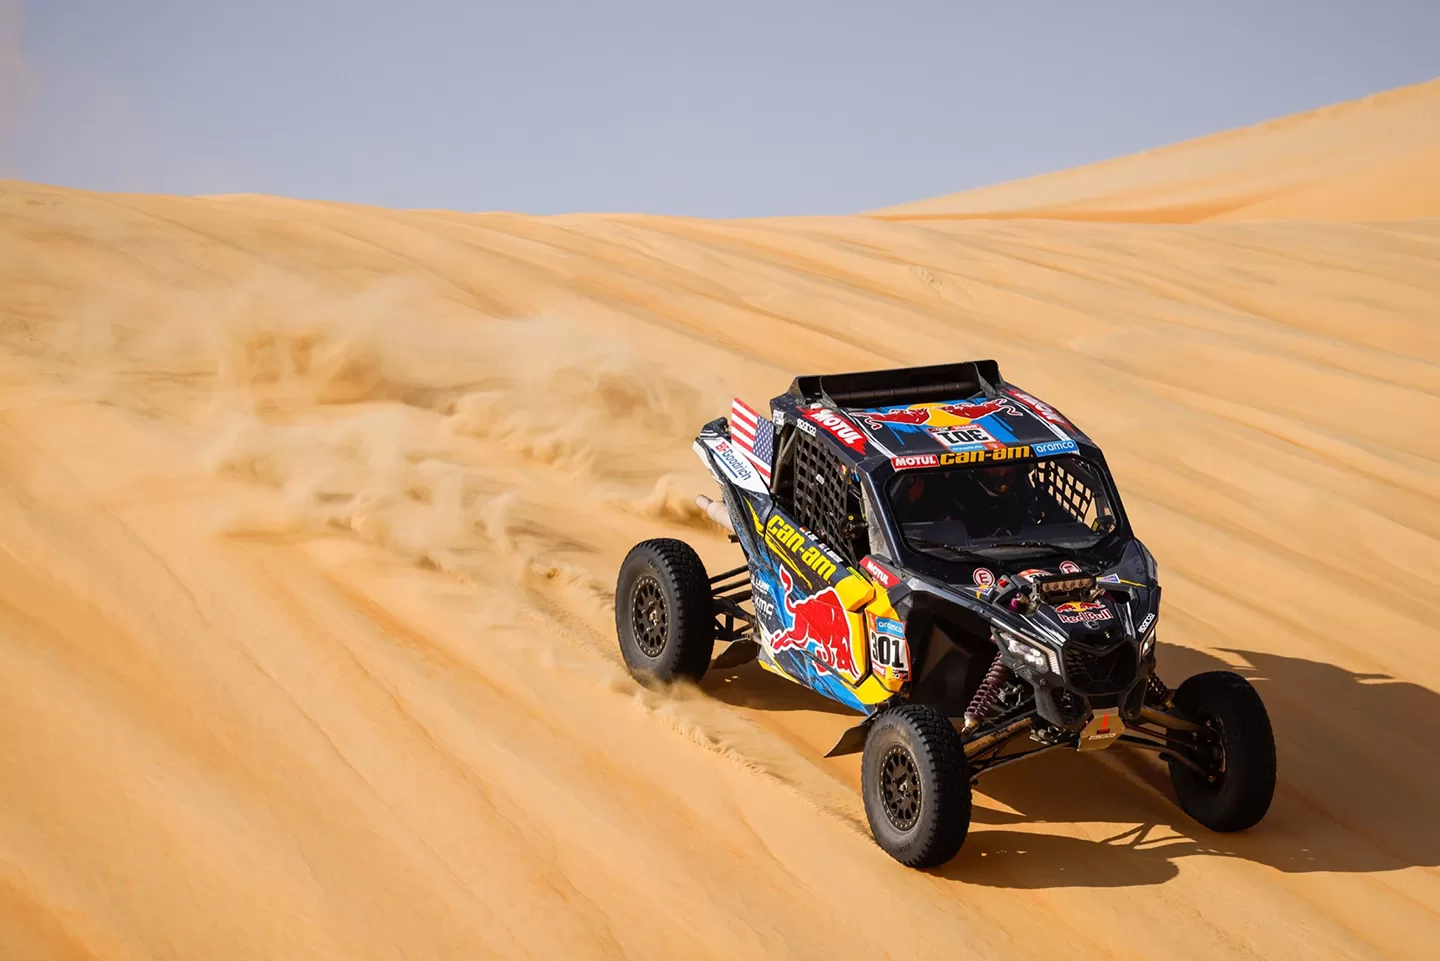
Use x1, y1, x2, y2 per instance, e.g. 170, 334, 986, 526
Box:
729, 397, 774, 483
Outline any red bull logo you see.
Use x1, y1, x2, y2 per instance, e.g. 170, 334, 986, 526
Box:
863, 398, 1022, 430
771, 568, 859, 676
1054, 600, 1113, 624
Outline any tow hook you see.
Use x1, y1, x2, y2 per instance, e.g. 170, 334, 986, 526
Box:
1077, 708, 1125, 751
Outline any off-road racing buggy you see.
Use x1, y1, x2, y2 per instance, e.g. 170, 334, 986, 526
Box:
614, 361, 1276, 868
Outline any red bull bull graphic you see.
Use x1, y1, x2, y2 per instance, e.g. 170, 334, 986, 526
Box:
769, 568, 860, 677
861, 398, 1023, 430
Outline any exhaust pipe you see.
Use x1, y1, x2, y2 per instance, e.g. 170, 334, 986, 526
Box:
695, 495, 734, 533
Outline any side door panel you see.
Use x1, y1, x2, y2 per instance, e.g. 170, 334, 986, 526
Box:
752, 505, 872, 696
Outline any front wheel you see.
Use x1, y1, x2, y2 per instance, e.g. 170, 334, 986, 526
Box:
1167, 671, 1276, 832
861, 705, 972, 868
614, 539, 715, 685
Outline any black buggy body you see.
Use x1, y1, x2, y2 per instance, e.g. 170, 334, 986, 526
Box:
614, 360, 1276, 868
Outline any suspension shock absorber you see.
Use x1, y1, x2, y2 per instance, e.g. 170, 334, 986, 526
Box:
963, 655, 1012, 731
1146, 672, 1172, 707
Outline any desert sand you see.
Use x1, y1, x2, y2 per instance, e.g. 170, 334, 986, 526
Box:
1, 78, 1438, 960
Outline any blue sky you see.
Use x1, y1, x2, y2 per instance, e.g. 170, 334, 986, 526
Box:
3, 1, 1437, 217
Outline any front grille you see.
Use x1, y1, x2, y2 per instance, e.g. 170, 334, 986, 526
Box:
1063, 643, 1138, 695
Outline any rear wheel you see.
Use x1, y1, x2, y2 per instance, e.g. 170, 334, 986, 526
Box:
861, 705, 972, 868
1167, 671, 1276, 831
614, 539, 715, 684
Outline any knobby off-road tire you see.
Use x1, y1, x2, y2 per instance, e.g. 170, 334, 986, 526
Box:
861, 705, 972, 868
615, 539, 715, 685
1168, 671, 1276, 832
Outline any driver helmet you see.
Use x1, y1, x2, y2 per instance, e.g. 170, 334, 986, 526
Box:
975, 465, 1017, 496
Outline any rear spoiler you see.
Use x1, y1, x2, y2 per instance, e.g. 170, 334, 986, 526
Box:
787, 360, 1003, 409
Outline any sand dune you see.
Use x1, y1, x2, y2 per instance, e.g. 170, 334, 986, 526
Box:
2, 79, 1439, 960
872, 76, 1440, 223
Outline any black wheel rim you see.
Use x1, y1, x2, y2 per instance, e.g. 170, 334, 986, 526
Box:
880, 746, 922, 831
631, 574, 668, 658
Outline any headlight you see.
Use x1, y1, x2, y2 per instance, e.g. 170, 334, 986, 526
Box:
997, 630, 1060, 674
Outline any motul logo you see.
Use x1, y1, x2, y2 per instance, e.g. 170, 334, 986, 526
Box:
891, 453, 940, 470
805, 409, 867, 452
861, 556, 899, 588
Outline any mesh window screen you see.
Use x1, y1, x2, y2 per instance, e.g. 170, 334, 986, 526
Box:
1029, 458, 1103, 528
790, 429, 865, 564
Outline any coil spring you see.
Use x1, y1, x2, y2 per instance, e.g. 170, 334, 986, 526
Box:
964, 656, 1012, 727
1146, 672, 1171, 705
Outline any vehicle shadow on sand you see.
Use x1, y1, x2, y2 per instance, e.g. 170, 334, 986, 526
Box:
700, 656, 857, 716
938, 643, 1440, 888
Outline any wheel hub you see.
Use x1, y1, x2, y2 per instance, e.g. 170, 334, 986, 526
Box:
1195, 718, 1228, 783
879, 746, 922, 831
631, 574, 668, 658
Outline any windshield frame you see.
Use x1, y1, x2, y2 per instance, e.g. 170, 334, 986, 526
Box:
881, 452, 1131, 561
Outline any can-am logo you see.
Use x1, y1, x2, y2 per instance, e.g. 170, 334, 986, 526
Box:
805, 409, 867, 453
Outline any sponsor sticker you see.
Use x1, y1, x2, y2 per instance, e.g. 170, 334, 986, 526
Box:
931, 425, 996, 449
766, 514, 842, 583
1097, 573, 1121, 584
1033, 439, 1079, 456
860, 556, 900, 589
804, 409, 867, 453
712, 439, 756, 483
890, 446, 1032, 470
1055, 600, 1114, 624
1017, 568, 1049, 582
1138, 612, 1155, 635
972, 567, 995, 588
